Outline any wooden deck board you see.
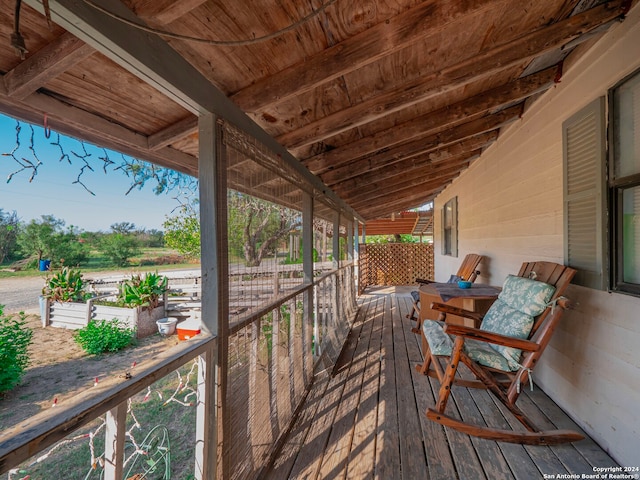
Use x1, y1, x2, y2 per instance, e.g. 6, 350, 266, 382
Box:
263, 288, 619, 479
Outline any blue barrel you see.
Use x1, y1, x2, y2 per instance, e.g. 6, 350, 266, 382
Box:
39, 259, 51, 271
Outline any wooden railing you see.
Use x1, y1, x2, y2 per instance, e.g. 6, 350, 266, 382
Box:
358, 243, 434, 293
0, 264, 357, 480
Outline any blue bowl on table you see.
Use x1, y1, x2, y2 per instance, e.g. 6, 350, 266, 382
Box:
457, 280, 472, 289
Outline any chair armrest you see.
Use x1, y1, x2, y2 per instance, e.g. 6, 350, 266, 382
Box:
415, 278, 434, 285
430, 302, 484, 325
442, 324, 540, 352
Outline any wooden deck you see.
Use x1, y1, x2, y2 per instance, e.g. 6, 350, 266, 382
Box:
264, 287, 618, 479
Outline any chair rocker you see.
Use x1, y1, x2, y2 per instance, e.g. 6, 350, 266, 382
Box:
416, 261, 583, 445
407, 253, 483, 333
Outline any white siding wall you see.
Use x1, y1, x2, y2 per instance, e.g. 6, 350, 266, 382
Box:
433, 5, 640, 465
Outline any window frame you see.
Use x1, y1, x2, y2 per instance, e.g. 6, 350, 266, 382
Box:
608, 68, 640, 296
441, 196, 458, 257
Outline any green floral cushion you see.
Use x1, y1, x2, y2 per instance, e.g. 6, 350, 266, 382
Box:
422, 320, 518, 371
497, 275, 556, 317
465, 338, 515, 371
422, 320, 453, 355
480, 275, 556, 369
479, 299, 534, 369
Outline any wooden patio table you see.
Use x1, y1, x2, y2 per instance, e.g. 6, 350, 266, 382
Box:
419, 282, 501, 327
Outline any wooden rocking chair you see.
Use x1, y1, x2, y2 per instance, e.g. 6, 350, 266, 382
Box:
416, 261, 583, 445
406, 253, 483, 328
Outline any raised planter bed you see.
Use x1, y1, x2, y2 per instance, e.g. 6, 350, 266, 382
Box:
41, 295, 166, 338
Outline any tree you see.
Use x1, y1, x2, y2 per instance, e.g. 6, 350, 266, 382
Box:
0, 210, 20, 264
110, 222, 136, 234
17, 215, 64, 264
163, 204, 200, 259
99, 233, 140, 266
228, 192, 300, 267
16, 216, 89, 268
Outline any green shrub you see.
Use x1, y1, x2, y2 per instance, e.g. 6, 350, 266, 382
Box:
0, 305, 33, 394
42, 267, 88, 302
73, 319, 136, 355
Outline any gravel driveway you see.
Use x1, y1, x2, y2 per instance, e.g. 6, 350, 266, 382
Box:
0, 275, 46, 314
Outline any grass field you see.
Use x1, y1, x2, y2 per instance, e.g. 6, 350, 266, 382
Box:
0, 247, 201, 279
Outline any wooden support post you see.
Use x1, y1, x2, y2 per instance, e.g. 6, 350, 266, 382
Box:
104, 402, 126, 480
333, 211, 341, 269
302, 192, 314, 383
196, 112, 225, 480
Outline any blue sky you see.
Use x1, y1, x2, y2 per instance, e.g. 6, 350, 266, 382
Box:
0, 114, 190, 232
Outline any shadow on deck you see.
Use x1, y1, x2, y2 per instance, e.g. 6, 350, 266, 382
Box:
264, 287, 617, 479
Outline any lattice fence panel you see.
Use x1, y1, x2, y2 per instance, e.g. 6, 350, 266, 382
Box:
358, 243, 434, 292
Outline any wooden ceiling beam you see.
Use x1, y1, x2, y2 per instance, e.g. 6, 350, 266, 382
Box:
22, 0, 363, 222
357, 187, 446, 219
354, 180, 458, 220
320, 104, 522, 187
343, 153, 477, 207
128, 0, 208, 25
230, 0, 506, 112
303, 66, 556, 176
3, 32, 95, 101
279, 0, 626, 149
148, 115, 198, 150
332, 139, 490, 198
331, 132, 498, 195
0, 81, 197, 175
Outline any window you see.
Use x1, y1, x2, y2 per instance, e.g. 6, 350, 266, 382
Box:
610, 70, 640, 295
563, 68, 640, 296
442, 196, 457, 257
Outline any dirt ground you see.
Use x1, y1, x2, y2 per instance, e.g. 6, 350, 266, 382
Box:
0, 313, 181, 432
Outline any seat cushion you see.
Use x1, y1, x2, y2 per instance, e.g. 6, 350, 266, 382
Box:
497, 274, 556, 317
422, 319, 517, 371
480, 275, 556, 369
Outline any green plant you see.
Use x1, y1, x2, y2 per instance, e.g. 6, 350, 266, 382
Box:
42, 267, 88, 302
73, 319, 136, 355
119, 272, 169, 310
0, 305, 33, 394
99, 233, 140, 266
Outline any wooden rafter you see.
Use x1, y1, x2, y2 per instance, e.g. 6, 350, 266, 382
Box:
148, 115, 198, 150
0, 78, 197, 175
276, 0, 626, 149
342, 152, 480, 206
303, 67, 558, 176
3, 32, 95, 101
331, 131, 498, 197
320, 104, 523, 187
230, 0, 507, 112
127, 0, 208, 25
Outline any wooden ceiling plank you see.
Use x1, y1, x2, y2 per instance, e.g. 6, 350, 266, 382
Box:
331, 132, 498, 194
0, 81, 197, 175
148, 115, 198, 150
280, 0, 626, 149
342, 154, 477, 206
128, 0, 208, 25
230, 0, 507, 112
357, 188, 445, 219
303, 66, 558, 175
337, 150, 482, 202
22, 0, 362, 222
320, 104, 522, 187
3, 32, 95, 101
